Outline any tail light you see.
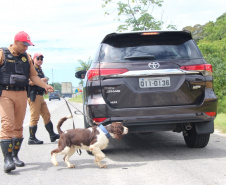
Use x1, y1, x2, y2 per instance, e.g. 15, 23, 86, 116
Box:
141, 32, 160, 35
180, 64, 213, 76
93, 117, 107, 123
205, 112, 216, 117
87, 68, 128, 81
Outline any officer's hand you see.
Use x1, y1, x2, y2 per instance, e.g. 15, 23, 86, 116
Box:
45, 85, 54, 92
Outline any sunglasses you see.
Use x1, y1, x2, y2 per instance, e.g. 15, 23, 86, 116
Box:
36, 57, 43, 61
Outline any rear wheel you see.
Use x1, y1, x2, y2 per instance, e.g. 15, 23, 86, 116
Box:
83, 105, 90, 129
183, 124, 210, 148
83, 115, 89, 128
83, 115, 93, 155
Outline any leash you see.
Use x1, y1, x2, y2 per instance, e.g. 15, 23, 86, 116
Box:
68, 101, 112, 138
61, 97, 75, 129
65, 100, 99, 126
60, 94, 99, 127
60, 95, 82, 154
65, 100, 112, 138
60, 95, 101, 154
60, 95, 111, 154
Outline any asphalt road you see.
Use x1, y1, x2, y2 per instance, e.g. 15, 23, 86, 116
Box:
0, 98, 226, 185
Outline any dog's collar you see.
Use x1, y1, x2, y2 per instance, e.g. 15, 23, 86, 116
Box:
98, 124, 112, 139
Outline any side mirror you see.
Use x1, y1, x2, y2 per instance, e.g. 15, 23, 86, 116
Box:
75, 70, 87, 79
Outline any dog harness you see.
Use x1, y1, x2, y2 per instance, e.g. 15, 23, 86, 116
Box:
98, 124, 112, 139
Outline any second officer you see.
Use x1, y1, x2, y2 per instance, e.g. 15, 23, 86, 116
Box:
27, 53, 59, 144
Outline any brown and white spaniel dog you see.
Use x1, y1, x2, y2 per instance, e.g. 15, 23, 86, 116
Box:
51, 116, 128, 168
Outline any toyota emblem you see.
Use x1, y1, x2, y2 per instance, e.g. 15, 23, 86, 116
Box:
148, 62, 160, 69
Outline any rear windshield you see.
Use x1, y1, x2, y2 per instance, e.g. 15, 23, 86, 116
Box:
50, 92, 59, 96
99, 39, 202, 62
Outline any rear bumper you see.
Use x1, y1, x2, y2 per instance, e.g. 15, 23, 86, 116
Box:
85, 96, 217, 132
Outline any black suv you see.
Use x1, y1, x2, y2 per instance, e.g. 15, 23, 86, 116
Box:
75, 31, 217, 148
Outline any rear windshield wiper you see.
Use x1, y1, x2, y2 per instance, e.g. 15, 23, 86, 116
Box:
124, 55, 155, 60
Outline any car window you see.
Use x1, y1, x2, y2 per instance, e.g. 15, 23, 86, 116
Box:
99, 40, 202, 62
50, 92, 59, 96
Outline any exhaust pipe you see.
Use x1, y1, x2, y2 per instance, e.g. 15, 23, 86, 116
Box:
184, 123, 192, 130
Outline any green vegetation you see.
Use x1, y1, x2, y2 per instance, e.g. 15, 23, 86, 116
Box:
76, 57, 92, 85
198, 13, 226, 100
218, 96, 226, 113
185, 13, 226, 100
101, 0, 176, 31
215, 114, 226, 133
49, 82, 62, 94
76, 57, 92, 72
183, 24, 205, 43
185, 13, 226, 133
215, 96, 226, 133
68, 93, 83, 103
43, 94, 49, 99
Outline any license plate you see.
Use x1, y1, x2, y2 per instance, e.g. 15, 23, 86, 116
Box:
139, 77, 170, 88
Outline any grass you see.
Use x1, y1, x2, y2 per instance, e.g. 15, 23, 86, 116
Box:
68, 93, 226, 133
68, 93, 83, 103
43, 94, 49, 99
217, 96, 226, 113
215, 96, 226, 133
214, 113, 226, 133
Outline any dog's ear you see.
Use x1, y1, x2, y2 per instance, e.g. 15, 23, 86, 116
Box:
111, 122, 124, 140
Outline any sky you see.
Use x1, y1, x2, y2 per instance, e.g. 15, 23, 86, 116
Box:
1, 0, 225, 87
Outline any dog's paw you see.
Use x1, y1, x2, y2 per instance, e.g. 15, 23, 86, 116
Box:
51, 159, 59, 166
100, 164, 107, 168
67, 164, 76, 168
95, 160, 107, 168
53, 162, 59, 166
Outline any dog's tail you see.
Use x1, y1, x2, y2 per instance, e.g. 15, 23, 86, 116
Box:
57, 115, 73, 135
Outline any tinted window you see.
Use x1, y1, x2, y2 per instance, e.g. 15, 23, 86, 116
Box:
99, 40, 202, 62
50, 92, 59, 96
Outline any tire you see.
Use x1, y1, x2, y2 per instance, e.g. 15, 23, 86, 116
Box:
83, 105, 90, 129
83, 115, 89, 128
183, 124, 210, 148
83, 114, 93, 155
49, 99, 51, 101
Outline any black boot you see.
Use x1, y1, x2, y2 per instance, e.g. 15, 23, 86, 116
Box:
12, 138, 25, 167
28, 126, 43, 145
1, 139, 16, 173
45, 121, 60, 142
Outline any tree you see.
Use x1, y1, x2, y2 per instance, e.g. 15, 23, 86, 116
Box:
76, 57, 92, 85
198, 13, 226, 99
101, 0, 176, 31
202, 13, 226, 41
76, 57, 92, 72
183, 24, 205, 43
49, 82, 61, 93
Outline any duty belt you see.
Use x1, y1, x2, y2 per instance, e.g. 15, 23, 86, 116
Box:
36, 91, 44, 95
1, 85, 26, 91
